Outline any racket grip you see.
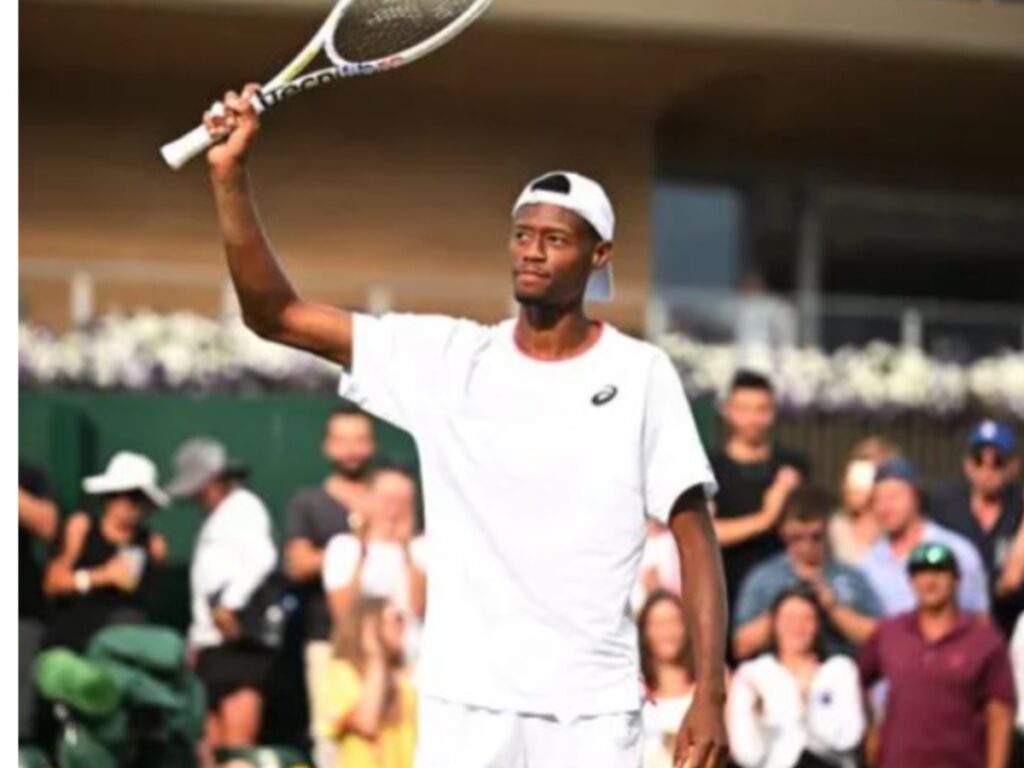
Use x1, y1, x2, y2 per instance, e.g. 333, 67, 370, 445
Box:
160, 124, 214, 170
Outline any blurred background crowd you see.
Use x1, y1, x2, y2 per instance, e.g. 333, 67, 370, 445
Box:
18, 0, 1024, 766
18, 382, 1024, 768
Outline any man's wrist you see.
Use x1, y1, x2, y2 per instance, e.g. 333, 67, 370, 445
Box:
693, 680, 727, 704
210, 161, 247, 188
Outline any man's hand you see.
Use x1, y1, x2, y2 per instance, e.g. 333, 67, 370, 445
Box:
762, 465, 801, 518
212, 606, 242, 641
204, 84, 262, 180
810, 578, 838, 612
674, 691, 729, 768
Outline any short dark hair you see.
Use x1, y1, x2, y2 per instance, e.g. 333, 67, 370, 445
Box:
729, 370, 774, 396
781, 485, 833, 526
326, 403, 372, 434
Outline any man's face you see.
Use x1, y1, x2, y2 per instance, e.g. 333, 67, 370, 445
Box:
509, 204, 610, 308
870, 479, 919, 536
723, 387, 776, 444
911, 568, 958, 611
782, 518, 828, 569
964, 445, 1017, 498
323, 414, 375, 479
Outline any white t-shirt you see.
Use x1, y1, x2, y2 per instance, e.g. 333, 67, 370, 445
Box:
189, 487, 278, 649
339, 313, 716, 719
322, 535, 428, 612
322, 534, 428, 660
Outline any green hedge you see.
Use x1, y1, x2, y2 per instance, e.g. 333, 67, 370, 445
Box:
19, 390, 419, 629
20, 388, 717, 630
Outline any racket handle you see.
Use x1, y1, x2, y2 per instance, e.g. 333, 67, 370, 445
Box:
160, 124, 214, 170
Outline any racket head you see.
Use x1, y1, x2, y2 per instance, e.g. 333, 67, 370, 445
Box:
325, 0, 492, 68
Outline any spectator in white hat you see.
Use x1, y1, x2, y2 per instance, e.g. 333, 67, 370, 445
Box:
44, 451, 169, 652
167, 436, 277, 753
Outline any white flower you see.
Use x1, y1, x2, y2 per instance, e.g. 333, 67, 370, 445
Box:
16, 314, 1023, 414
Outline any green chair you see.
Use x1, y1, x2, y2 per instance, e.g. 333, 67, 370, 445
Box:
35, 625, 206, 768
18, 746, 52, 768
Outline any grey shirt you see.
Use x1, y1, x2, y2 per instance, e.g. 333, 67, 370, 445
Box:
734, 552, 883, 657
285, 486, 351, 640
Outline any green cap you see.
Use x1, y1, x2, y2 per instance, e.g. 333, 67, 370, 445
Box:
907, 542, 959, 576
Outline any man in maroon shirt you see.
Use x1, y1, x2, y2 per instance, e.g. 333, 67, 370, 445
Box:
859, 542, 1016, 768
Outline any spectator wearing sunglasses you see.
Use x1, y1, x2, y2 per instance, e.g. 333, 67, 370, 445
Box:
733, 486, 882, 661
44, 452, 169, 652
932, 421, 1023, 633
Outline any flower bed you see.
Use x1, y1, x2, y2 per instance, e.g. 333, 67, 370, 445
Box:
18, 313, 1024, 417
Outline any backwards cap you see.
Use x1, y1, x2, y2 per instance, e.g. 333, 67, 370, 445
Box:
512, 171, 615, 302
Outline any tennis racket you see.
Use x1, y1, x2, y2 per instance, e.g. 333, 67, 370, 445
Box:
160, 0, 492, 170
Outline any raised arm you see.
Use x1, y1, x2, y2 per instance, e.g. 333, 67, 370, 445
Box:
205, 84, 353, 366
714, 466, 799, 548
670, 486, 730, 768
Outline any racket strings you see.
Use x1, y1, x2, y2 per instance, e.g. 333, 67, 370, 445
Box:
332, 0, 476, 62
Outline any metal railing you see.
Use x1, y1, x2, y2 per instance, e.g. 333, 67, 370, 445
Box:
650, 286, 1024, 361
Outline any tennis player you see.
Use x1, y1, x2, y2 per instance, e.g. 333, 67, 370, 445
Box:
201, 85, 729, 768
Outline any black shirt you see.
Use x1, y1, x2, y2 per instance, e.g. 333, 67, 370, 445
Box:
710, 444, 810, 615
930, 478, 1024, 633
19, 462, 51, 621
47, 517, 157, 652
284, 486, 352, 641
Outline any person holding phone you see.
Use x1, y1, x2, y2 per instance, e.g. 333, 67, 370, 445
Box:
44, 452, 168, 653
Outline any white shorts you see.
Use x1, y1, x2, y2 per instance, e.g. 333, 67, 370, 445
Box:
415, 696, 642, 768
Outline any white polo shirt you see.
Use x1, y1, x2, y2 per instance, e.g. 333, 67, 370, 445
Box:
189, 487, 278, 649
339, 313, 716, 719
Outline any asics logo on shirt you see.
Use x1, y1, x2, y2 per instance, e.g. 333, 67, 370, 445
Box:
591, 385, 618, 406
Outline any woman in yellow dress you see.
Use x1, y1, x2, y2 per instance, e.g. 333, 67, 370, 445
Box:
314, 596, 417, 768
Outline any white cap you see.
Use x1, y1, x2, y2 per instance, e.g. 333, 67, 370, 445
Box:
83, 451, 169, 508
512, 171, 615, 302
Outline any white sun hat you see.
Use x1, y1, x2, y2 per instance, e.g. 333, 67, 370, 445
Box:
83, 451, 169, 508
512, 171, 615, 302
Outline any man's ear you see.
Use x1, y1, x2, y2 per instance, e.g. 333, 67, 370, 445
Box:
1008, 456, 1021, 477
592, 241, 613, 269
962, 456, 974, 478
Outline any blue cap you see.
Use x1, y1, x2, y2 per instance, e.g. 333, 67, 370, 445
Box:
874, 457, 920, 488
968, 420, 1017, 456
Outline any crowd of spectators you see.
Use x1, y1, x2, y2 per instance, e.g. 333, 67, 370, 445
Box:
17, 378, 1024, 768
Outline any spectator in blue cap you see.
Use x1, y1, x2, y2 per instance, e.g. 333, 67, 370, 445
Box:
932, 420, 1022, 634
859, 457, 990, 617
